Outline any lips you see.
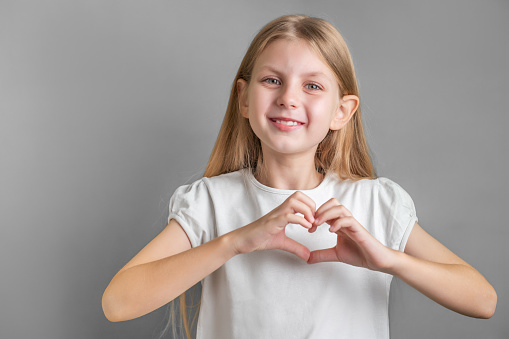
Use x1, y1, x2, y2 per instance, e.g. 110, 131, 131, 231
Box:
269, 117, 304, 131
269, 117, 304, 125
275, 119, 298, 126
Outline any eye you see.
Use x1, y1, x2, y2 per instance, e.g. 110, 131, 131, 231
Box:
264, 78, 281, 85
305, 83, 322, 90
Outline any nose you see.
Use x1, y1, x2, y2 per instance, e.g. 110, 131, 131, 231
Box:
276, 84, 299, 109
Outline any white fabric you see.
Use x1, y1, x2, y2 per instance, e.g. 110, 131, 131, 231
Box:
168, 169, 418, 339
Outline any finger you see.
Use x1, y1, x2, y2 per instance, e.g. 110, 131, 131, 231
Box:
287, 196, 316, 224
307, 248, 338, 264
314, 204, 351, 226
308, 224, 318, 233
328, 216, 357, 233
314, 199, 351, 225
315, 198, 351, 215
309, 198, 351, 233
290, 191, 317, 211
314, 198, 341, 217
285, 213, 313, 229
280, 236, 311, 261
288, 191, 316, 215
328, 217, 372, 249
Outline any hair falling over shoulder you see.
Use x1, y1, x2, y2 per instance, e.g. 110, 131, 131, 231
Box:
204, 14, 376, 180
174, 15, 376, 338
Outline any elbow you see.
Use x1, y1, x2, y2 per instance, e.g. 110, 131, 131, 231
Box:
472, 284, 497, 319
102, 292, 119, 322
479, 287, 497, 319
102, 288, 127, 323
477, 303, 496, 319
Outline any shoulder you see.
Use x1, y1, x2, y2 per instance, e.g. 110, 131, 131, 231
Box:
372, 178, 417, 235
202, 169, 246, 190
171, 169, 247, 201
375, 177, 415, 210
330, 175, 412, 201
325, 175, 415, 213
168, 169, 246, 225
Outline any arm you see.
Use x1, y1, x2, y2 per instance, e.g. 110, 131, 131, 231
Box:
102, 219, 237, 322
307, 200, 497, 319
391, 223, 497, 319
102, 192, 315, 322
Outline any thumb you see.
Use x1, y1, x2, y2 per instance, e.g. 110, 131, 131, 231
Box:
279, 236, 311, 262
307, 248, 338, 264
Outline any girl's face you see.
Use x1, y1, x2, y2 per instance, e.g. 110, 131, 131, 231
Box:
238, 38, 352, 161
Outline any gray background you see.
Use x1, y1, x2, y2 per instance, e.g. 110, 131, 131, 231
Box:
1, 0, 508, 338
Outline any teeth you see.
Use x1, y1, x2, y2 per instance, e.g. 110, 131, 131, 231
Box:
275, 120, 298, 126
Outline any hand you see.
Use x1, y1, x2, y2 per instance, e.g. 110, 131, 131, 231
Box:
307, 198, 397, 272
231, 191, 316, 261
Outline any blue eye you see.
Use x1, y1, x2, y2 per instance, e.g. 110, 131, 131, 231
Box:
264, 78, 281, 85
305, 83, 321, 90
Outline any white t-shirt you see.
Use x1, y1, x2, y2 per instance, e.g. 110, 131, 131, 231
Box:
168, 169, 417, 339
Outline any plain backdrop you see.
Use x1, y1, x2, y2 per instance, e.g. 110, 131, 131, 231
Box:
1, 1, 508, 338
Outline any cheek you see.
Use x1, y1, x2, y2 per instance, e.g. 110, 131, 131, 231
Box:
309, 101, 337, 124
251, 88, 272, 110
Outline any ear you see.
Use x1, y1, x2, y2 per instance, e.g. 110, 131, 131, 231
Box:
237, 79, 249, 118
329, 95, 359, 131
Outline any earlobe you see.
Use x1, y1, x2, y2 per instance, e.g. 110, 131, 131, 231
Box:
329, 95, 360, 130
237, 79, 249, 118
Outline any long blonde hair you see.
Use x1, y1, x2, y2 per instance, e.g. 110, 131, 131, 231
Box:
173, 14, 376, 339
204, 14, 376, 180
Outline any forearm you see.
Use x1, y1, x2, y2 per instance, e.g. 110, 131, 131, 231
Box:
387, 250, 497, 318
102, 233, 237, 322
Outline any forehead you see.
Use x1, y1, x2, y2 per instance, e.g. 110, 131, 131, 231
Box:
253, 38, 336, 80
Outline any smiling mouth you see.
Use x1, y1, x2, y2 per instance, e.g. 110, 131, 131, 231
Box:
269, 118, 303, 126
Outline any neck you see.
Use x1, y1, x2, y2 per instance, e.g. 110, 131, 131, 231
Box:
255, 150, 324, 190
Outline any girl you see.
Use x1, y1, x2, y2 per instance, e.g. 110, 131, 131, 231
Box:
102, 15, 497, 338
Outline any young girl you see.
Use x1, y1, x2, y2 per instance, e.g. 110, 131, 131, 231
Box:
102, 15, 497, 338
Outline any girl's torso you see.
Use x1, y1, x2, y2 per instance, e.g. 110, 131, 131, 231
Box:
168, 169, 417, 339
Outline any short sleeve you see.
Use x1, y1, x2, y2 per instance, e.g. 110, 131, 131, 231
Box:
376, 178, 418, 252
168, 179, 215, 248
